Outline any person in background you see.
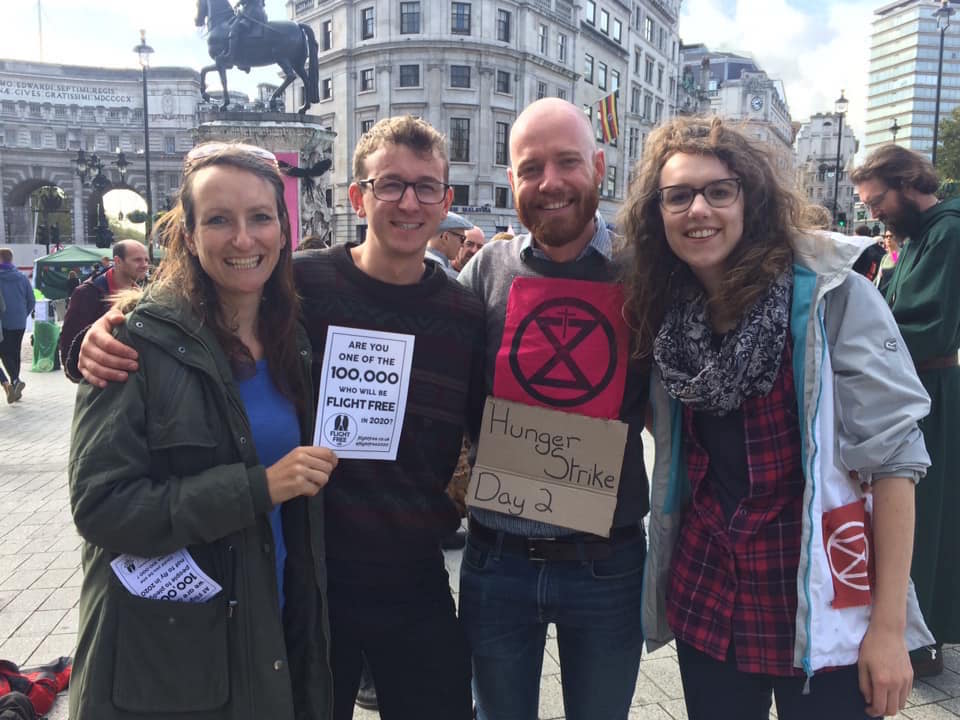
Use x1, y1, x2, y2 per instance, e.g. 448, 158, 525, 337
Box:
622, 115, 933, 719
0, 248, 35, 404
852, 144, 960, 677
425, 211, 472, 278
876, 229, 901, 296
489, 231, 514, 243
60, 240, 149, 383
452, 226, 485, 272
851, 224, 885, 283
67, 142, 336, 720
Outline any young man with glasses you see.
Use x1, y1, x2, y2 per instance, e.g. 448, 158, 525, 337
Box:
74, 122, 484, 720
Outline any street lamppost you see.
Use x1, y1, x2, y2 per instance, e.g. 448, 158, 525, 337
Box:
74, 150, 114, 248
134, 29, 154, 261
890, 117, 900, 142
932, 0, 955, 167
833, 89, 849, 232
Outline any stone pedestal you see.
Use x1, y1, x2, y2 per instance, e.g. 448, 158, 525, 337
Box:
194, 111, 336, 248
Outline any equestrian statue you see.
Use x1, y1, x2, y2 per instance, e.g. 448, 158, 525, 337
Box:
195, 0, 320, 114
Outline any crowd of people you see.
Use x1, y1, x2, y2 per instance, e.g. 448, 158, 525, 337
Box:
31, 98, 955, 720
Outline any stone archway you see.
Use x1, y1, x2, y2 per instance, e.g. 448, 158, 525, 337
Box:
5, 178, 72, 246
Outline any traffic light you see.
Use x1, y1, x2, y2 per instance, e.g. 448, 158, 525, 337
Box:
837, 212, 847, 229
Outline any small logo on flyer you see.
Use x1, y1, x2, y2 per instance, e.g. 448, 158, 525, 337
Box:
324, 413, 357, 447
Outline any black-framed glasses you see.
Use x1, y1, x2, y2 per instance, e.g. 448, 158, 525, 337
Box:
357, 177, 450, 204
445, 231, 466, 244
658, 178, 742, 213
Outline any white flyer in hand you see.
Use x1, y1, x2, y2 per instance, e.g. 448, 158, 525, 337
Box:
313, 325, 415, 460
110, 548, 222, 603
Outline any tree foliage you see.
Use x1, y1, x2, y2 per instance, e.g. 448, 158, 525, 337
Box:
936, 106, 960, 181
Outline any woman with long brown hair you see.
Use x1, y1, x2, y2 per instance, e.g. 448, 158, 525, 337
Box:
621, 117, 933, 719
68, 143, 336, 719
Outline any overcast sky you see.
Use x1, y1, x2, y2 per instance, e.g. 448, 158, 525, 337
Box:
2, 0, 878, 146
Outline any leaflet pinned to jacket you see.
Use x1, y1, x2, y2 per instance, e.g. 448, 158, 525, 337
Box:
109, 548, 222, 602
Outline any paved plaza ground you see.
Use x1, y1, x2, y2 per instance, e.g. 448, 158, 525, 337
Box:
1, 351, 959, 719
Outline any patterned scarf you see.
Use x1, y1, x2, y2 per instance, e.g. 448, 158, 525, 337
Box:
654, 266, 793, 415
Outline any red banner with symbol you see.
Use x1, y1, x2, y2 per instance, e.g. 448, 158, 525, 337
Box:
493, 277, 629, 420
821, 498, 875, 609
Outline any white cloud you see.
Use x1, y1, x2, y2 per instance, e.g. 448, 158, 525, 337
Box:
679, 0, 875, 151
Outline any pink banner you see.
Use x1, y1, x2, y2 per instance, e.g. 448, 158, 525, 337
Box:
276, 151, 300, 250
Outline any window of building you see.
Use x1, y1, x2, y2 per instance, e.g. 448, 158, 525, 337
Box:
659, 27, 666, 51
452, 184, 470, 205
56, 133, 66, 150
450, 65, 471, 88
361, 6, 375, 38
495, 186, 509, 208
360, 68, 375, 91
361, 119, 375, 135
54, 106, 66, 118
164, 136, 176, 153
630, 86, 640, 113
585, 0, 595, 24
598, 62, 607, 90
322, 78, 332, 99
599, 9, 609, 33
496, 70, 511, 94
643, 92, 652, 119
132, 109, 142, 122
450, 118, 470, 161
634, 47, 641, 73
108, 109, 120, 121
400, 1, 421, 33
356, 225, 367, 243
84, 134, 95, 150
6, 129, 17, 146
584, 53, 594, 84
644, 16, 653, 42
613, 18, 622, 43
451, 2, 471, 34
606, 165, 616, 196
495, 121, 509, 165
109, 135, 120, 151
322, 20, 332, 49
557, 33, 567, 62
538, 24, 548, 54
654, 99, 663, 124
29, 103, 41, 118
657, 64, 664, 91
537, 80, 547, 99
644, 56, 654, 84
399, 64, 420, 87
557, 88, 566, 100
497, 9, 511, 41
669, 76, 676, 98
628, 126, 639, 159
611, 69, 620, 93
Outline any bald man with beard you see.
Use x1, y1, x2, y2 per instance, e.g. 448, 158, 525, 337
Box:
457, 98, 649, 719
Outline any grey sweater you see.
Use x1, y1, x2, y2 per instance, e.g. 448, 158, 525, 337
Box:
458, 231, 650, 537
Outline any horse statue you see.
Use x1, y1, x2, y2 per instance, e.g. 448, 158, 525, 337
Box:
195, 0, 320, 114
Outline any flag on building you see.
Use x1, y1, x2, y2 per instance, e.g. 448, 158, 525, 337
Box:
598, 92, 619, 144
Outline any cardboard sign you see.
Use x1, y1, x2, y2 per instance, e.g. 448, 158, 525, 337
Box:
313, 325, 415, 460
493, 277, 629, 420
822, 498, 875, 609
467, 397, 628, 536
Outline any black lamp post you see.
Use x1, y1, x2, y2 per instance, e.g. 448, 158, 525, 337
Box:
833, 90, 849, 232
114, 152, 130, 184
74, 150, 114, 248
890, 118, 900, 141
933, 0, 954, 167
134, 29, 154, 261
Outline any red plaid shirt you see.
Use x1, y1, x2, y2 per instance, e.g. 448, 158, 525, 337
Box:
667, 340, 805, 676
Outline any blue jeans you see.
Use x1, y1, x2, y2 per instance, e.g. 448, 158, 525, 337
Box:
459, 530, 646, 720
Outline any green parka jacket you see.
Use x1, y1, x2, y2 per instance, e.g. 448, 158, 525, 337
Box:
67, 290, 332, 720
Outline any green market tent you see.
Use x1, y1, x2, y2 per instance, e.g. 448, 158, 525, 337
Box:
34, 246, 108, 300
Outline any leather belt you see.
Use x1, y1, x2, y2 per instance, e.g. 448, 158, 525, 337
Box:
467, 518, 642, 562
916, 354, 959, 372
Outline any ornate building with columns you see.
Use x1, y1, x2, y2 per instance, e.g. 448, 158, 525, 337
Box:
0, 59, 200, 248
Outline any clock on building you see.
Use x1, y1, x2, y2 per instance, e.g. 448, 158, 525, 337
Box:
750, 95, 764, 111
